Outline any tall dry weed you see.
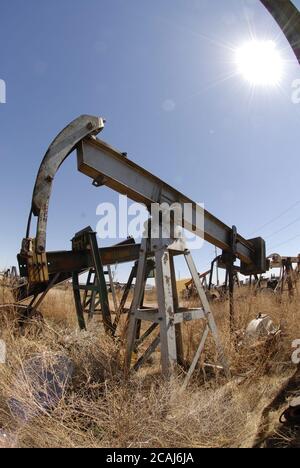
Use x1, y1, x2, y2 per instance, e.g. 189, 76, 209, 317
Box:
0, 284, 298, 447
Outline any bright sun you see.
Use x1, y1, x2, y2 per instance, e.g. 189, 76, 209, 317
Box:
235, 40, 283, 87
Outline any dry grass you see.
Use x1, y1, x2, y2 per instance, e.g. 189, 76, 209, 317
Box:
0, 280, 299, 448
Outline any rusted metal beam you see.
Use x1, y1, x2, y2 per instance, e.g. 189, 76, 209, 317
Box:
17, 240, 140, 300
268, 253, 300, 269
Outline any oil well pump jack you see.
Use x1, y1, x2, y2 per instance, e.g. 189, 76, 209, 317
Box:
14, 0, 300, 380
16, 115, 266, 380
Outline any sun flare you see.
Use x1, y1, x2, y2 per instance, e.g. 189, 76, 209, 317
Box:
235, 40, 283, 87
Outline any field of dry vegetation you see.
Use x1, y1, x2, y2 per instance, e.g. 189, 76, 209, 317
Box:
0, 281, 299, 448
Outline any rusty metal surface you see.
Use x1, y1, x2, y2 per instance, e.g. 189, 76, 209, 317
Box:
260, 0, 300, 64
17, 240, 140, 300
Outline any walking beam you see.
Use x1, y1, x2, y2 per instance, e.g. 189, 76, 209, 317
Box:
77, 135, 266, 275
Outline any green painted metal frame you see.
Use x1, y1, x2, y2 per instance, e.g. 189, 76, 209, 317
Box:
72, 229, 113, 333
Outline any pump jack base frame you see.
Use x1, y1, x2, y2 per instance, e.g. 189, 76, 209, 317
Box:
124, 235, 230, 384
72, 228, 114, 334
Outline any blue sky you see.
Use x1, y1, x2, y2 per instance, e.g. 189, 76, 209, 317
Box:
1, 0, 300, 281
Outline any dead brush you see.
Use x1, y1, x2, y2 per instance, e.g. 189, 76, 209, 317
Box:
0, 284, 299, 447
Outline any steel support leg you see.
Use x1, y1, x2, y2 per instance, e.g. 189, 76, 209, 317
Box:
184, 249, 231, 381
124, 232, 229, 382
125, 239, 148, 373
228, 262, 235, 335
107, 265, 119, 312
113, 263, 137, 333
88, 232, 113, 334
155, 248, 177, 376
168, 254, 184, 367
72, 271, 86, 331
